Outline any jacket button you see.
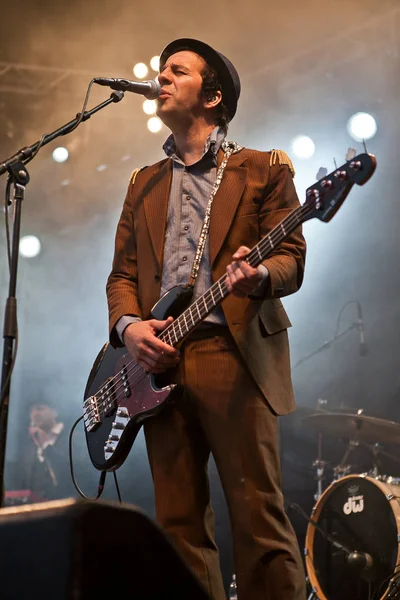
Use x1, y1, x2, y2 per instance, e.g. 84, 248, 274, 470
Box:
155, 274, 161, 282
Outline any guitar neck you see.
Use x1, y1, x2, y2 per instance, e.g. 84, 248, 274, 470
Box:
159, 203, 309, 347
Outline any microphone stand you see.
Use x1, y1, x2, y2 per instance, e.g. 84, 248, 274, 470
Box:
292, 323, 356, 370
0, 90, 124, 507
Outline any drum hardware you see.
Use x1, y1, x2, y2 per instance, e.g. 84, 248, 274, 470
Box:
332, 438, 360, 481
304, 474, 400, 600
313, 433, 327, 501
332, 464, 352, 480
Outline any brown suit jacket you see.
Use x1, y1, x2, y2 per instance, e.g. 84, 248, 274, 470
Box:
106, 147, 306, 415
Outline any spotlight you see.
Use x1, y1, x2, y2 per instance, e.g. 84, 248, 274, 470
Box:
19, 235, 41, 258
291, 135, 315, 159
147, 116, 162, 133
52, 147, 69, 163
347, 112, 377, 142
133, 62, 149, 79
150, 56, 160, 72
143, 99, 157, 115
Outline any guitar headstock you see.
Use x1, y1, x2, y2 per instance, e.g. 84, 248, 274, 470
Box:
303, 153, 377, 223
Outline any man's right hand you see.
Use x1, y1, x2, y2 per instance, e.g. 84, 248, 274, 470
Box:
123, 317, 180, 373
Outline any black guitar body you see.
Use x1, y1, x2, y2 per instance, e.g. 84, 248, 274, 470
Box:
84, 285, 192, 471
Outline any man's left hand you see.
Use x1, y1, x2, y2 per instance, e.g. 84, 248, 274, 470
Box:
225, 246, 267, 297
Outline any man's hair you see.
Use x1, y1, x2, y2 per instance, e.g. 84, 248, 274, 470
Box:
201, 63, 230, 134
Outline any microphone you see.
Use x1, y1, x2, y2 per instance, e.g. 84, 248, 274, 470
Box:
356, 301, 368, 356
347, 550, 373, 571
93, 77, 161, 100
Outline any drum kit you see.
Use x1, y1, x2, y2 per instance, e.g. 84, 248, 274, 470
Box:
301, 407, 400, 600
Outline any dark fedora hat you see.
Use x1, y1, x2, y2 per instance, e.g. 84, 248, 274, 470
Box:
159, 38, 241, 121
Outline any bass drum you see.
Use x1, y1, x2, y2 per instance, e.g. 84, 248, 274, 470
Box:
305, 474, 400, 600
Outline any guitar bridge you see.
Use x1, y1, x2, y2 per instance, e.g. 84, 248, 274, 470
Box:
83, 377, 117, 432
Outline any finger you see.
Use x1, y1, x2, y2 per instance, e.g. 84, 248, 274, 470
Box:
230, 262, 247, 285
150, 316, 174, 332
139, 354, 177, 374
232, 246, 250, 260
147, 337, 180, 358
140, 342, 179, 365
239, 261, 263, 282
225, 264, 238, 292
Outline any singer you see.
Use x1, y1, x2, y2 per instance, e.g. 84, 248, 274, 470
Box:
106, 38, 306, 600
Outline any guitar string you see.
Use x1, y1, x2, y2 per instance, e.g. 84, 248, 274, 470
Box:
85, 201, 316, 423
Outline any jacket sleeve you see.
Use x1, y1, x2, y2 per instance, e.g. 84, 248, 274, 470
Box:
260, 157, 306, 299
106, 183, 142, 347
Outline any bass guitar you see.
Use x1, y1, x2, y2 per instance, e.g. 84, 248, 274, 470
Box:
83, 152, 376, 471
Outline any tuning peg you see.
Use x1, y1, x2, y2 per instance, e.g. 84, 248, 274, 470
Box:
316, 167, 328, 180
346, 148, 357, 161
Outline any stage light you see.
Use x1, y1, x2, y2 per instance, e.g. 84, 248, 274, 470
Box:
291, 135, 315, 159
133, 62, 148, 79
150, 56, 160, 72
147, 116, 162, 133
19, 235, 41, 258
96, 164, 107, 172
52, 147, 69, 163
347, 112, 377, 142
143, 99, 157, 115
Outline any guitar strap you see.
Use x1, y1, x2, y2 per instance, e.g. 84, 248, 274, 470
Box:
187, 140, 243, 288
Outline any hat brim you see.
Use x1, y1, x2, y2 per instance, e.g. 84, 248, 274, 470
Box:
159, 38, 239, 121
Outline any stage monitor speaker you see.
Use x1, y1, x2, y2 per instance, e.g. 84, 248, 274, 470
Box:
0, 497, 211, 600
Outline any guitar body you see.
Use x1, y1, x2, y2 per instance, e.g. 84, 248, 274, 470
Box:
84, 285, 192, 471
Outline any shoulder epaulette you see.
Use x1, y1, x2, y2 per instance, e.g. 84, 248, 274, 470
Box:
129, 165, 148, 185
269, 149, 295, 178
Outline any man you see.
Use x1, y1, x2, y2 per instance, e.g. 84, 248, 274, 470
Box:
24, 403, 69, 500
107, 38, 306, 600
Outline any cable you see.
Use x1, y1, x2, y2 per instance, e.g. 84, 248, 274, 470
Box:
113, 470, 122, 503
23, 79, 96, 166
334, 300, 358, 338
68, 415, 106, 500
4, 178, 12, 270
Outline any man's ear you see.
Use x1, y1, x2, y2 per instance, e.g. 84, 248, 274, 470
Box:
203, 90, 222, 110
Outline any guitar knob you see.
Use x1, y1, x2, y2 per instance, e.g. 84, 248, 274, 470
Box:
321, 179, 333, 190
334, 170, 348, 181
350, 160, 362, 171
112, 421, 125, 430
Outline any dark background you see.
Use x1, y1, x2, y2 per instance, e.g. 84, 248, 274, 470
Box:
0, 0, 399, 591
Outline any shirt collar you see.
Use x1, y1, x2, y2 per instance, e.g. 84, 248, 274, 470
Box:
162, 126, 226, 165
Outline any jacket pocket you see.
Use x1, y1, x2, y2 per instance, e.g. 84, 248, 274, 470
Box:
258, 300, 292, 336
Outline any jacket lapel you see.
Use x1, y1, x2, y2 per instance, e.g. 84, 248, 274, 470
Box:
210, 149, 247, 266
143, 159, 172, 270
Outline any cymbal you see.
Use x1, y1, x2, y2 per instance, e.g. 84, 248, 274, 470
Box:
302, 412, 400, 445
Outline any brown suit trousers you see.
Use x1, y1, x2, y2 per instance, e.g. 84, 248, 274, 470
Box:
144, 329, 306, 600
